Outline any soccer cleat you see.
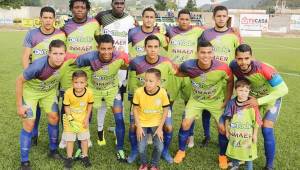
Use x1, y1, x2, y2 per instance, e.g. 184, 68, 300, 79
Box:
127, 150, 138, 163
20, 161, 31, 170
81, 156, 92, 168
74, 149, 82, 160
201, 137, 210, 147
64, 158, 73, 169
97, 139, 106, 146
161, 151, 173, 164
264, 167, 274, 170
48, 149, 64, 160
187, 136, 194, 148
147, 133, 153, 145
150, 165, 159, 170
116, 149, 126, 162
174, 150, 186, 164
138, 164, 148, 170
218, 155, 228, 169
31, 136, 38, 146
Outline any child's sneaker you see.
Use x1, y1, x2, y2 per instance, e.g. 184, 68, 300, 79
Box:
20, 161, 31, 170
174, 150, 186, 164
64, 158, 73, 169
218, 155, 228, 169
150, 165, 159, 170
138, 164, 148, 170
116, 149, 126, 162
187, 136, 194, 148
81, 156, 91, 168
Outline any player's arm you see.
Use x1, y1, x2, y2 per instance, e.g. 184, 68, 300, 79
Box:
84, 92, 94, 128
175, 62, 188, 77
225, 118, 230, 139
16, 75, 27, 117
22, 47, 32, 69
252, 124, 258, 143
133, 105, 144, 142
127, 64, 138, 100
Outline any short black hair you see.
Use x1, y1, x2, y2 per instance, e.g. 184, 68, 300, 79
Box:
144, 35, 160, 46
49, 39, 66, 51
95, 34, 114, 45
235, 79, 251, 89
112, 0, 125, 3
142, 7, 156, 17
235, 44, 252, 56
146, 68, 161, 79
40, 6, 55, 17
197, 40, 213, 51
69, 0, 91, 11
72, 70, 87, 80
178, 9, 191, 18
213, 5, 228, 17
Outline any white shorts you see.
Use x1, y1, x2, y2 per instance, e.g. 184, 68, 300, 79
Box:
62, 131, 90, 142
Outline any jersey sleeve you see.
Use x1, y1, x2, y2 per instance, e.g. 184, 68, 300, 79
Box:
132, 89, 140, 106
161, 89, 170, 107
87, 89, 94, 104
23, 30, 33, 48
198, 32, 207, 42
257, 63, 289, 105
63, 90, 71, 106
76, 52, 93, 67
179, 61, 190, 76
167, 60, 178, 75
223, 99, 235, 118
23, 60, 43, 80
128, 27, 135, 43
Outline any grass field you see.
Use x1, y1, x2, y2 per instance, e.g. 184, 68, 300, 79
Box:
0, 31, 299, 170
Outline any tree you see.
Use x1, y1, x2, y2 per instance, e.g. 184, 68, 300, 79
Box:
155, 0, 166, 11
0, 0, 41, 9
166, 0, 177, 10
185, 0, 197, 12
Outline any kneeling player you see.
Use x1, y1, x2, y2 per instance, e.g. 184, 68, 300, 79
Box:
173, 41, 234, 165
16, 40, 67, 170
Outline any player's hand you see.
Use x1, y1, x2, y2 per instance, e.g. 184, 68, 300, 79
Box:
17, 106, 28, 118
154, 128, 164, 142
83, 118, 89, 128
252, 135, 257, 143
136, 127, 145, 142
244, 96, 259, 108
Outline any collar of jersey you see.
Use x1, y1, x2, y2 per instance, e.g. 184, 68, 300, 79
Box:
144, 86, 160, 96
73, 87, 87, 97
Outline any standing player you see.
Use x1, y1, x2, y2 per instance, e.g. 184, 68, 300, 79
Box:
73, 34, 129, 161
166, 9, 205, 148
199, 5, 242, 147
59, 0, 100, 157
229, 44, 288, 170
16, 40, 67, 170
173, 41, 234, 164
95, 0, 135, 145
128, 7, 168, 59
127, 35, 177, 164
22, 6, 66, 145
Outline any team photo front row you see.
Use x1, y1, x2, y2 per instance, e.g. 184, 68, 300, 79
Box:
16, 34, 288, 170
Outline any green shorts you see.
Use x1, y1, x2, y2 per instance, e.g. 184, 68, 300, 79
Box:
185, 98, 224, 121
168, 75, 191, 102
22, 90, 58, 120
93, 87, 120, 109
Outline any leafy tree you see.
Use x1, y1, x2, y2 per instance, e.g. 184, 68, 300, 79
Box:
155, 0, 166, 11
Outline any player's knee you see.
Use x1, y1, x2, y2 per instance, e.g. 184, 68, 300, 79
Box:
163, 125, 173, 132
218, 124, 226, 135
113, 107, 122, 113
181, 120, 191, 131
263, 120, 274, 128
48, 112, 59, 125
22, 120, 35, 132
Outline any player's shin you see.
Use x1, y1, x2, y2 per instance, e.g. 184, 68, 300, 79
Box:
20, 129, 32, 162
48, 123, 59, 151
262, 127, 275, 169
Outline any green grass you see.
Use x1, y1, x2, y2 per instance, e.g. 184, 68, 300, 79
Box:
0, 31, 299, 169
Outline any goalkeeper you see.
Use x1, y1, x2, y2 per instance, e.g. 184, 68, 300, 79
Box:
62, 70, 94, 169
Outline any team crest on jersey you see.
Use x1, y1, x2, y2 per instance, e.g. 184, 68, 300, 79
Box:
155, 98, 162, 106
80, 101, 86, 107
102, 65, 109, 74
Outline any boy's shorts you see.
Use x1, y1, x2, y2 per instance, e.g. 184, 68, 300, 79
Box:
62, 131, 90, 142
185, 98, 224, 122
22, 90, 58, 120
